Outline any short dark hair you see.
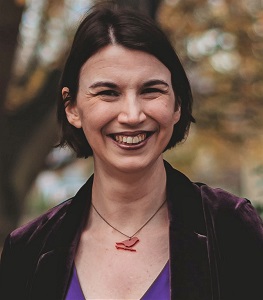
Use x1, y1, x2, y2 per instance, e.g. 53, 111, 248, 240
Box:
57, 2, 195, 158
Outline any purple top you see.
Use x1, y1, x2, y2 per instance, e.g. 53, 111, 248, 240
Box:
65, 261, 170, 300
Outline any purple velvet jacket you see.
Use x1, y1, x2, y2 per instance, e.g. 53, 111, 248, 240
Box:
0, 161, 263, 300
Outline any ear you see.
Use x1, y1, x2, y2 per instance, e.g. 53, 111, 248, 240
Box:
173, 105, 181, 125
62, 87, 82, 129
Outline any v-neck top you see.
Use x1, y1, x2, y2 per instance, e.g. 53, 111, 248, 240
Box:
65, 261, 170, 300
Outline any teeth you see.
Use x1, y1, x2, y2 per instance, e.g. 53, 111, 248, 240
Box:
133, 136, 139, 143
127, 137, 132, 143
114, 133, 147, 144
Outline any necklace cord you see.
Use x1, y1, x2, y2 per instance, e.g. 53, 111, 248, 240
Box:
91, 199, 166, 239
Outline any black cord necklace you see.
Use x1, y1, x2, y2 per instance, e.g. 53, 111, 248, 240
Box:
91, 199, 166, 252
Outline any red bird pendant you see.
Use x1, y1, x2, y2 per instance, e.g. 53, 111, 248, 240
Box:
115, 237, 139, 252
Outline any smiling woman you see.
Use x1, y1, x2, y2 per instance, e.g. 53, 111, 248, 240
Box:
0, 2, 262, 300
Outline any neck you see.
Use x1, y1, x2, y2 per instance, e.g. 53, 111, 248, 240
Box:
91, 157, 167, 229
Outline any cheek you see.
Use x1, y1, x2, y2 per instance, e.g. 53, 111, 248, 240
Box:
79, 104, 116, 133
149, 101, 178, 127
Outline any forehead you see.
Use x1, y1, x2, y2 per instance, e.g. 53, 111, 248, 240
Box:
79, 45, 172, 84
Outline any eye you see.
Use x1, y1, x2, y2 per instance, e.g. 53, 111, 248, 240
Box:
97, 90, 119, 97
142, 88, 163, 94
141, 87, 169, 97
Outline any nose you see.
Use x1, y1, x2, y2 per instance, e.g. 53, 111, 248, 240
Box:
117, 95, 146, 125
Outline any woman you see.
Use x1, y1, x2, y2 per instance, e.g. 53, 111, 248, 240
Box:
0, 3, 262, 300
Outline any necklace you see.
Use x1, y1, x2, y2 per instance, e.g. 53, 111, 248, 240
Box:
91, 199, 166, 252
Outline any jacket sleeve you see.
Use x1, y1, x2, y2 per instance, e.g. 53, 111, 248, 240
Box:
0, 234, 26, 299
0, 222, 48, 299
218, 199, 263, 300
202, 186, 263, 300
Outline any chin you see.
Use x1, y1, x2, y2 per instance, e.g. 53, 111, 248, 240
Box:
111, 155, 162, 174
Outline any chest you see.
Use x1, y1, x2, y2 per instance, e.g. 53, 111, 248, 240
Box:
74, 230, 169, 299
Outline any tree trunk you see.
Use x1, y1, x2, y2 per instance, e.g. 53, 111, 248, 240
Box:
0, 0, 24, 244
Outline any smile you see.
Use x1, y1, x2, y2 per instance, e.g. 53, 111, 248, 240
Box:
110, 132, 154, 145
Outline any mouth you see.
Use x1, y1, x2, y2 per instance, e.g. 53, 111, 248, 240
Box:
109, 131, 154, 146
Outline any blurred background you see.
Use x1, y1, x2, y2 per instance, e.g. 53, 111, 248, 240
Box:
0, 0, 263, 250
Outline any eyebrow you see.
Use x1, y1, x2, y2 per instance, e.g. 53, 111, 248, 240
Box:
142, 79, 169, 88
88, 79, 169, 90
89, 81, 118, 89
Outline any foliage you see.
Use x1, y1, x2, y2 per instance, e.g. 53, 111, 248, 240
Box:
158, 0, 263, 143
254, 203, 263, 220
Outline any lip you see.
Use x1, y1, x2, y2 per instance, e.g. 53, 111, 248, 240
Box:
107, 130, 155, 150
110, 130, 151, 135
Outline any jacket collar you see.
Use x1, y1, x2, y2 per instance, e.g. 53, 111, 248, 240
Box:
165, 160, 206, 233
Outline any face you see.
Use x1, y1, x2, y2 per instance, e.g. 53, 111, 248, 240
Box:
64, 45, 180, 174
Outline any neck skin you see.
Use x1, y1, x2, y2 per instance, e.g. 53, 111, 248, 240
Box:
90, 155, 167, 233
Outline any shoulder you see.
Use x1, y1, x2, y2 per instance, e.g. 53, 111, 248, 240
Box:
198, 183, 261, 221
165, 158, 259, 219
197, 183, 263, 244
164, 160, 263, 236
0, 198, 74, 297
8, 198, 73, 246
6, 175, 93, 247
197, 183, 251, 213
0, 178, 92, 296
0, 198, 75, 274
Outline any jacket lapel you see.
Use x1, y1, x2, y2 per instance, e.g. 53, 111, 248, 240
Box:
29, 248, 72, 300
29, 175, 94, 300
165, 162, 212, 300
